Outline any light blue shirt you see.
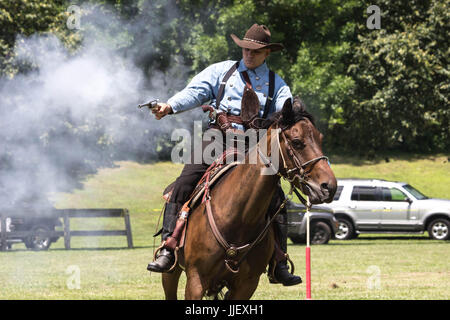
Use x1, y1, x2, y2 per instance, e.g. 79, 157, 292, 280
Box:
168, 59, 292, 129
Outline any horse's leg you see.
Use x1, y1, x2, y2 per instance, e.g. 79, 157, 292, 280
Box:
162, 265, 182, 300
225, 276, 260, 300
185, 269, 206, 300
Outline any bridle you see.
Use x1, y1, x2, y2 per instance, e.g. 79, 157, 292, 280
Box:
278, 129, 329, 183
258, 123, 329, 206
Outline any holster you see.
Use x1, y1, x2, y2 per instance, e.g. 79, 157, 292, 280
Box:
164, 204, 190, 251
216, 112, 245, 133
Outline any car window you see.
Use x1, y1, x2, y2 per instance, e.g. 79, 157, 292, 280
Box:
333, 186, 344, 201
403, 184, 428, 200
381, 187, 408, 201
351, 186, 377, 201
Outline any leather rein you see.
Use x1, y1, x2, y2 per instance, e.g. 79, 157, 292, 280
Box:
204, 122, 329, 273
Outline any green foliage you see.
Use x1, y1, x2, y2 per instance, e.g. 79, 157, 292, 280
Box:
176, 0, 449, 154
0, 0, 448, 156
346, 0, 449, 153
0, 0, 80, 77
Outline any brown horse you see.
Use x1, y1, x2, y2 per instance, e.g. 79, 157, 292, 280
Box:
161, 94, 337, 300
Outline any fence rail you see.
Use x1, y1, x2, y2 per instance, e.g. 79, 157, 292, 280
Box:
0, 208, 133, 251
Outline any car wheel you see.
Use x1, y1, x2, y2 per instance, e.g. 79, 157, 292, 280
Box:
25, 225, 52, 250
428, 219, 450, 240
311, 222, 331, 245
289, 235, 305, 244
335, 218, 354, 240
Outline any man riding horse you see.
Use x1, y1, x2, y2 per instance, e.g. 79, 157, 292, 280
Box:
147, 24, 302, 286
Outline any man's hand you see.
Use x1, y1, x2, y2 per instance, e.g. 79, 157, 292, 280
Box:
152, 103, 173, 120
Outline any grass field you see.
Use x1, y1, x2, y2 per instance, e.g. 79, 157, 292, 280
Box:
1, 154, 449, 300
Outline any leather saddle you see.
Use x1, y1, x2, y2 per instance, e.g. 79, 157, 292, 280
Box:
160, 149, 241, 251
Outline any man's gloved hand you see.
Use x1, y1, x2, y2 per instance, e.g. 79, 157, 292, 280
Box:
152, 102, 173, 120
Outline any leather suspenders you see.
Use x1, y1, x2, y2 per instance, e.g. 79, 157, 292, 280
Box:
263, 70, 275, 119
216, 61, 239, 110
215, 61, 275, 119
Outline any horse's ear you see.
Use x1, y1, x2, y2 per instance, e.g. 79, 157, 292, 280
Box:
281, 97, 295, 121
241, 87, 260, 122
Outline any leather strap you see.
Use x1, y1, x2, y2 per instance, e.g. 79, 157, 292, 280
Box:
216, 61, 240, 108
226, 114, 244, 124
262, 70, 275, 119
205, 199, 250, 254
242, 69, 274, 119
241, 70, 253, 89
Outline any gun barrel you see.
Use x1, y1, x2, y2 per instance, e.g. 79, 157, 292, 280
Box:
138, 99, 159, 110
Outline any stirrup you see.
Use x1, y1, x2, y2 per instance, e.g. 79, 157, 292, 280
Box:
268, 253, 295, 283
152, 241, 179, 273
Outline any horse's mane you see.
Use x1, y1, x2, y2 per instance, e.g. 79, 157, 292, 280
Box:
258, 96, 315, 129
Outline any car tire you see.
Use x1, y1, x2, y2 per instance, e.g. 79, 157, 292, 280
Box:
311, 222, 331, 245
335, 218, 355, 240
25, 225, 52, 251
289, 235, 305, 244
427, 219, 450, 240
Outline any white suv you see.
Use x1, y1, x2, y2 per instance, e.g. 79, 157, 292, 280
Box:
320, 179, 450, 240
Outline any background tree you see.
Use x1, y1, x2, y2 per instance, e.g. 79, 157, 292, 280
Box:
346, 0, 449, 154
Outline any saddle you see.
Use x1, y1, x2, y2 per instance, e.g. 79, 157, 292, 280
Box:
160, 149, 241, 253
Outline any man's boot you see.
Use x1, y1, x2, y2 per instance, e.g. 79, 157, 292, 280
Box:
270, 217, 302, 286
273, 259, 302, 286
147, 202, 179, 273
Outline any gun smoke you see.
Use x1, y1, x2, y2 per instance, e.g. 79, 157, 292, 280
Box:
0, 4, 202, 211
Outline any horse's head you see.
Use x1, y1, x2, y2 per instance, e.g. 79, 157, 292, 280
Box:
272, 97, 337, 204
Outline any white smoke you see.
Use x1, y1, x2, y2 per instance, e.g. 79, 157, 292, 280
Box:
0, 3, 202, 208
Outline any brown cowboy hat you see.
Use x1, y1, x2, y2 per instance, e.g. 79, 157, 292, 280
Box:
230, 24, 284, 52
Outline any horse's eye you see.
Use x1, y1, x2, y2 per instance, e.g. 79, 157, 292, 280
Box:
291, 139, 305, 149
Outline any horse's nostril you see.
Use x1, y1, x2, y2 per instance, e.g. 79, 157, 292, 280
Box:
321, 183, 329, 191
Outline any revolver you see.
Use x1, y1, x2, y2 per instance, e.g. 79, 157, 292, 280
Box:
138, 99, 160, 111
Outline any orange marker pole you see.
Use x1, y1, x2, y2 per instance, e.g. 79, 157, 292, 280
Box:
305, 196, 312, 300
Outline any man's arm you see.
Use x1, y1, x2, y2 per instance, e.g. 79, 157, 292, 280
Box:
152, 64, 219, 120
273, 77, 293, 112
152, 61, 237, 120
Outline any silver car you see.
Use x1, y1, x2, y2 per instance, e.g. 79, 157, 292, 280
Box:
319, 179, 450, 240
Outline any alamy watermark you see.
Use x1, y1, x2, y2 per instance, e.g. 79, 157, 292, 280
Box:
367, 5, 381, 29
170, 121, 280, 175
66, 265, 81, 289
366, 265, 381, 290
66, 5, 81, 30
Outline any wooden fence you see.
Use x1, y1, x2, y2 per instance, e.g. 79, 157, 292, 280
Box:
0, 208, 133, 251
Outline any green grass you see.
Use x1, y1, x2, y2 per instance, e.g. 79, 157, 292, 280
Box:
1, 154, 449, 300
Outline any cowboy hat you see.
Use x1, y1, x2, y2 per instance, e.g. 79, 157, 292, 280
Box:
230, 24, 284, 52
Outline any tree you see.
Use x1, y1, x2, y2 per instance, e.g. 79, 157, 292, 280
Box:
346, 0, 449, 153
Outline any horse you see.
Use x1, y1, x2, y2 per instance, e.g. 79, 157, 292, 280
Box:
161, 91, 337, 300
